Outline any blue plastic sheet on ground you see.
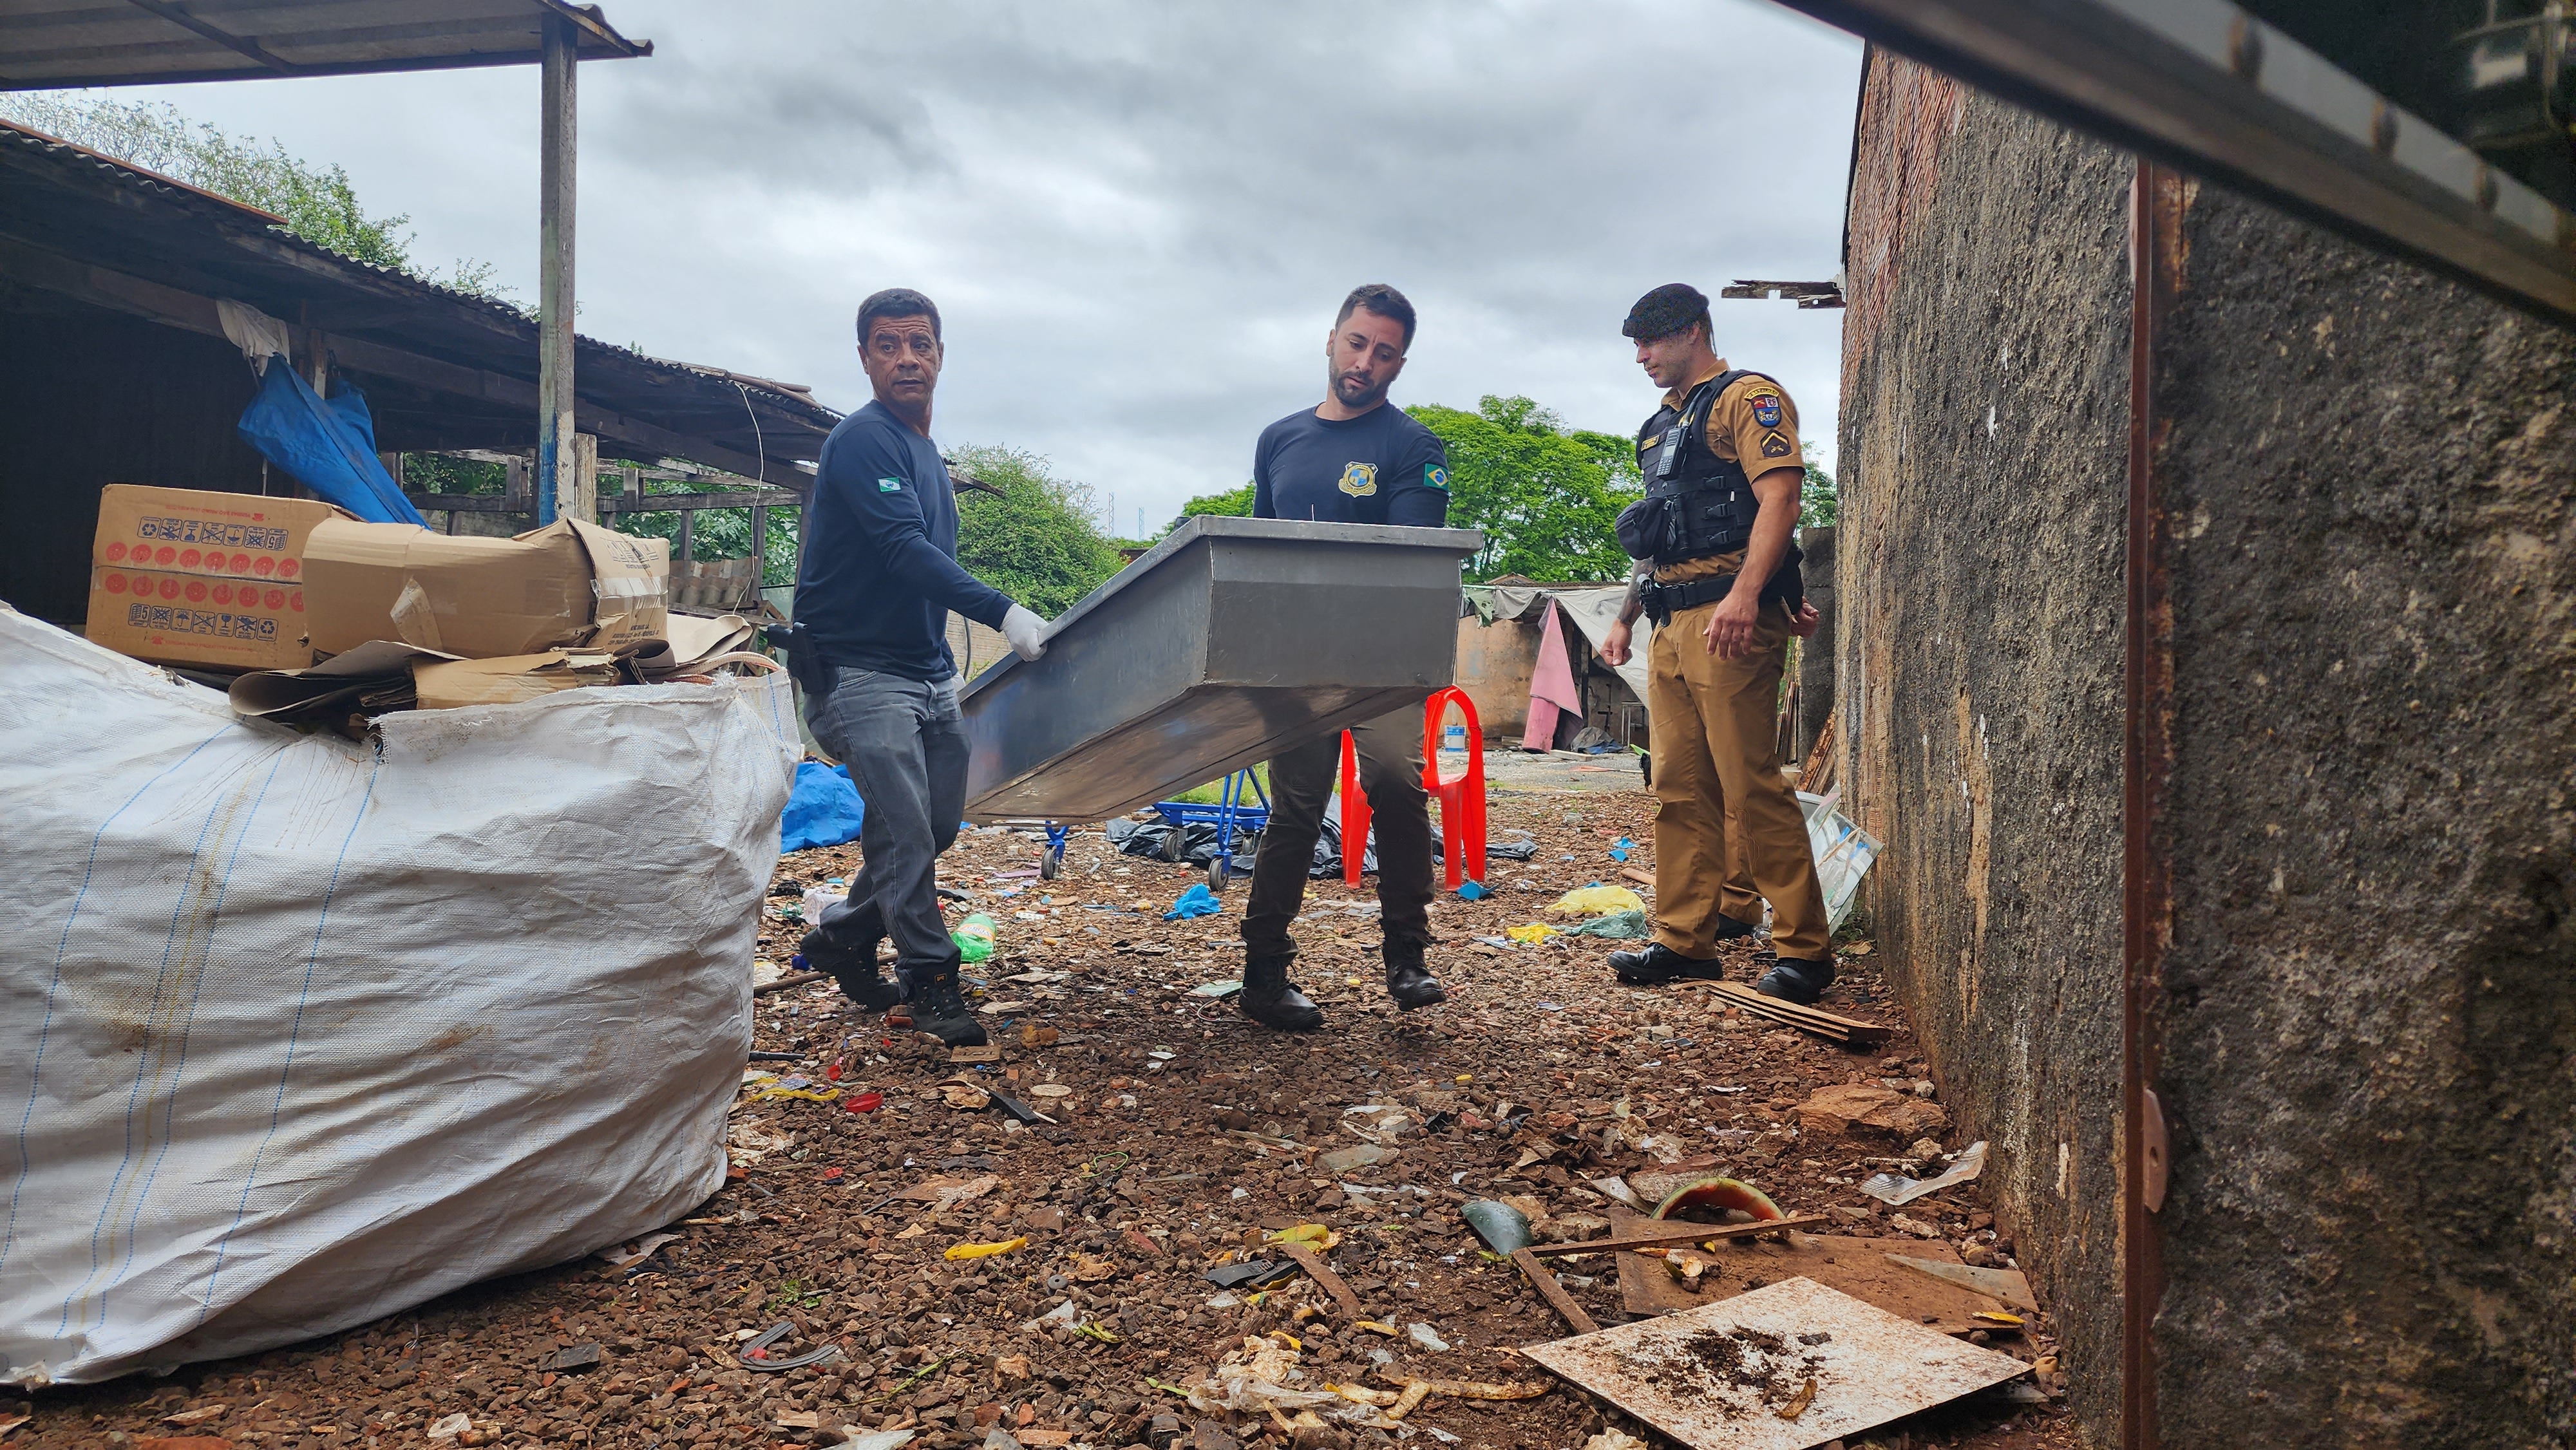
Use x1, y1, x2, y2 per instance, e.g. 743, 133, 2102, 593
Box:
235, 361, 428, 525
1164, 883, 1222, 920
781, 761, 866, 852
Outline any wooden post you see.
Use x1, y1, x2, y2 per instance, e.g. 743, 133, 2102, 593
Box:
675, 505, 694, 594
750, 499, 768, 588
559, 431, 598, 524
621, 463, 641, 508
534, 11, 578, 525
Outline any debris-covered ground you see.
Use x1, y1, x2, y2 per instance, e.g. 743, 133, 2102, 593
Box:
12, 781, 2074, 1450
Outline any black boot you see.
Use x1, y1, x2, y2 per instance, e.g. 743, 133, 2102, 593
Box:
1383, 939, 1447, 1010
1607, 941, 1728, 986
1240, 951, 1323, 1031
1756, 957, 1837, 1006
800, 925, 899, 1011
908, 956, 988, 1046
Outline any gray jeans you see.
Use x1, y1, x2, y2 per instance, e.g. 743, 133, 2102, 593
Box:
804, 667, 967, 989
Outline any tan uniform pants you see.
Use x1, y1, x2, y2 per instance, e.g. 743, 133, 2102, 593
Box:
1646, 598, 1832, 961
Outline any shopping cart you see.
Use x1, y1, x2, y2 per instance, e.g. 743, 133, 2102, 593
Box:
1149, 767, 1272, 892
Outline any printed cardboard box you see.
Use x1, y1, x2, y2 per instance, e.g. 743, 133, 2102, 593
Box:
82, 485, 346, 671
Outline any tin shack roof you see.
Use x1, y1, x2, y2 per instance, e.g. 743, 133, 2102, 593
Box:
0, 1, 649, 89
0, 117, 837, 483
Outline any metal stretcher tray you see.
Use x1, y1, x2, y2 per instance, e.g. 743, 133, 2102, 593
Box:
957, 515, 1483, 822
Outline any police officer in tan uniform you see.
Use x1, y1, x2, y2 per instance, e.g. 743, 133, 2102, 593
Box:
1597, 284, 1835, 1003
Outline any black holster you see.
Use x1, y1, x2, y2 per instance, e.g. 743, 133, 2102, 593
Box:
766, 621, 836, 699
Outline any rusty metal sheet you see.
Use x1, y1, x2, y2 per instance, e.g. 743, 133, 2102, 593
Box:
1522, 1277, 2032, 1450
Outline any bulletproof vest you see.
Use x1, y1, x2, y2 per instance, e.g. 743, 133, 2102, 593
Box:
1620, 370, 1771, 567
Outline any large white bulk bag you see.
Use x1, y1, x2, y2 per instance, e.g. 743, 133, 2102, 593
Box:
0, 608, 795, 1385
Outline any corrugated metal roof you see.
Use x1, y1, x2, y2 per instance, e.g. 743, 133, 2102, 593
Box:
0, 0, 649, 89
0, 116, 840, 479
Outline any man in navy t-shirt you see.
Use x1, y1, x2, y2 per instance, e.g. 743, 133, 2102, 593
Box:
793, 287, 1050, 1047
1237, 284, 1452, 1031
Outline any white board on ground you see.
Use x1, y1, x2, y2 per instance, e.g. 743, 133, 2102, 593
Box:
1520, 1276, 2032, 1450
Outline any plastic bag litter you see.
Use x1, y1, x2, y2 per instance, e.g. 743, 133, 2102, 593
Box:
0, 610, 796, 1385
1164, 883, 1222, 920
952, 912, 998, 962
1186, 1335, 1341, 1415
1560, 909, 1651, 939
1548, 884, 1647, 917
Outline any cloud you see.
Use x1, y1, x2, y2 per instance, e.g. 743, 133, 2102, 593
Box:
103, 0, 1859, 528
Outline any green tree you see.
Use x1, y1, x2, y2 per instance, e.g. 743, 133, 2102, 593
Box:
0, 93, 513, 301
1176, 482, 1255, 522
949, 445, 1125, 616
1408, 395, 1642, 582
1800, 442, 1838, 529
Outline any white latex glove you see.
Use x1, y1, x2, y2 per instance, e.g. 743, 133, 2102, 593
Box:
1002, 604, 1050, 662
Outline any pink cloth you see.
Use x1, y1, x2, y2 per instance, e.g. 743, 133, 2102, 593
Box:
1523, 600, 1582, 751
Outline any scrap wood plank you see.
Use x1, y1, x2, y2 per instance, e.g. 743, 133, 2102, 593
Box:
1618, 867, 1656, 889
1884, 1254, 2039, 1313
1510, 1247, 1598, 1335
1707, 980, 1893, 1045
1602, 1211, 2009, 1332
1522, 1214, 1828, 1257
1274, 1241, 1365, 1321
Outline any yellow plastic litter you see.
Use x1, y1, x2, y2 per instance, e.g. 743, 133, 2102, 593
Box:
1264, 1330, 1303, 1350
1505, 923, 1557, 943
1974, 1310, 2026, 1327
1354, 1321, 1398, 1337
1455, 1073, 1473, 1084
942, 1236, 1027, 1261
1548, 885, 1647, 917
1072, 1321, 1120, 1343
754, 1087, 842, 1104
1265, 1223, 1336, 1248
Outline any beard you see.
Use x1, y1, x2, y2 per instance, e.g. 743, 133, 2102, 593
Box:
1329, 364, 1390, 411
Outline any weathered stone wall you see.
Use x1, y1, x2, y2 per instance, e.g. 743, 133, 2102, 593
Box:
1842, 45, 2576, 1450
1838, 51, 2134, 1440
2151, 183, 2576, 1449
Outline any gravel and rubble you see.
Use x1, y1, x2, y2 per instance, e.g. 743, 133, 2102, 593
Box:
8, 784, 2074, 1450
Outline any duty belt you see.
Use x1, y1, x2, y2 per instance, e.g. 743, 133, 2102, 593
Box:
1637, 574, 1736, 626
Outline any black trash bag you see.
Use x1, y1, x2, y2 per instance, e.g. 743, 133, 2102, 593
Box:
1106, 816, 1258, 869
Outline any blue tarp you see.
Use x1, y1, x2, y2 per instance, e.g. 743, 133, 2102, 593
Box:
235, 360, 429, 526
781, 761, 866, 852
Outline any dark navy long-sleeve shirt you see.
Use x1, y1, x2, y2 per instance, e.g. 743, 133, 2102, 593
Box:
1251, 403, 1450, 527
794, 400, 1014, 681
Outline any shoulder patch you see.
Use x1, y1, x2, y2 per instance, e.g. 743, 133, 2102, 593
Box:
1760, 431, 1794, 458
1425, 464, 1448, 491
1750, 393, 1783, 429
1339, 462, 1378, 498
876, 477, 904, 493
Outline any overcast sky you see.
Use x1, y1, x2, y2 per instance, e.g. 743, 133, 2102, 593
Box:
98, 1, 1860, 533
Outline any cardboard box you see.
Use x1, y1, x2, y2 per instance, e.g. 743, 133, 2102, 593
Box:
86, 566, 314, 672
301, 517, 669, 659
91, 484, 345, 584
412, 650, 620, 710
82, 486, 350, 672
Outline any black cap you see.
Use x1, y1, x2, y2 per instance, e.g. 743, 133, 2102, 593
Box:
1622, 283, 1709, 341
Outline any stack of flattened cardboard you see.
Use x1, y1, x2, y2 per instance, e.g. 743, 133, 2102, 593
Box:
231, 614, 757, 730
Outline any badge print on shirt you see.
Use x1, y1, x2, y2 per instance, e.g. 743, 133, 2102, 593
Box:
1761, 431, 1794, 458
1426, 465, 1448, 490
1339, 462, 1378, 497
876, 477, 904, 493
1751, 393, 1783, 428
